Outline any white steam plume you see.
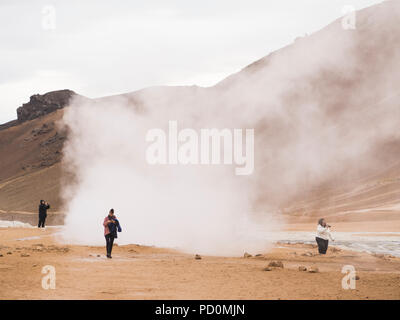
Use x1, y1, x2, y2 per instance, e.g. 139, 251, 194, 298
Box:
59, 1, 400, 255
59, 96, 276, 255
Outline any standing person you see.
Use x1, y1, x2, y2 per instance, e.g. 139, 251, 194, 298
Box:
315, 218, 334, 254
38, 200, 50, 228
103, 209, 122, 259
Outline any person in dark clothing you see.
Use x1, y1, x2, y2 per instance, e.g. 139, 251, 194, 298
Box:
315, 237, 329, 254
38, 200, 50, 228
103, 208, 122, 259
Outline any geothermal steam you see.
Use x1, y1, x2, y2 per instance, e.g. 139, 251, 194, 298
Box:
60, 2, 400, 255
60, 96, 271, 255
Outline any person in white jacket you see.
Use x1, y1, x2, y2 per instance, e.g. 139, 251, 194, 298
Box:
315, 218, 334, 254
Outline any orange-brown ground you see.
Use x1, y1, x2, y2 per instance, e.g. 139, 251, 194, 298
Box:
0, 227, 399, 300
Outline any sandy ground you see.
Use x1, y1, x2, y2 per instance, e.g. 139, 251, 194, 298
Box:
0, 227, 399, 300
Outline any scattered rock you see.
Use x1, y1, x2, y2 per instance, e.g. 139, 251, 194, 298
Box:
302, 252, 313, 257
268, 261, 284, 268
195, 254, 202, 260
263, 267, 273, 271
32, 264, 37, 267
243, 252, 252, 258
20, 253, 30, 257
353, 275, 360, 280
97, 255, 100, 257
0, 254, 3, 257
308, 266, 319, 273
298, 266, 307, 271
7, 252, 12, 255
255, 254, 262, 257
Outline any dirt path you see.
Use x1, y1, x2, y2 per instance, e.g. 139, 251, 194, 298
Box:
0, 228, 399, 299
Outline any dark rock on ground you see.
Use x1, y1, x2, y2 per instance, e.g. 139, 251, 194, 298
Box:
268, 261, 284, 268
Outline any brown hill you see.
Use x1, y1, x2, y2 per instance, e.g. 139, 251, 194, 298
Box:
0, 108, 65, 214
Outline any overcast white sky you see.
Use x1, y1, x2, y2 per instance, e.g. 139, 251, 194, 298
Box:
0, 0, 384, 123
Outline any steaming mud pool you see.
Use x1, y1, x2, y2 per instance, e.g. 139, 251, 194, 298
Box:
265, 231, 400, 257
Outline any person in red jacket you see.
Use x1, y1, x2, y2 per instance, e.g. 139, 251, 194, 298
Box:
103, 208, 121, 259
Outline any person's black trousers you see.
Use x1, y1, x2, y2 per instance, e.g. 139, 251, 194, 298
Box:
38, 215, 46, 228
105, 233, 115, 257
315, 237, 329, 254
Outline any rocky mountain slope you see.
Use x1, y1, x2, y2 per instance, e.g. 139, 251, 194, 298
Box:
0, 101, 67, 214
